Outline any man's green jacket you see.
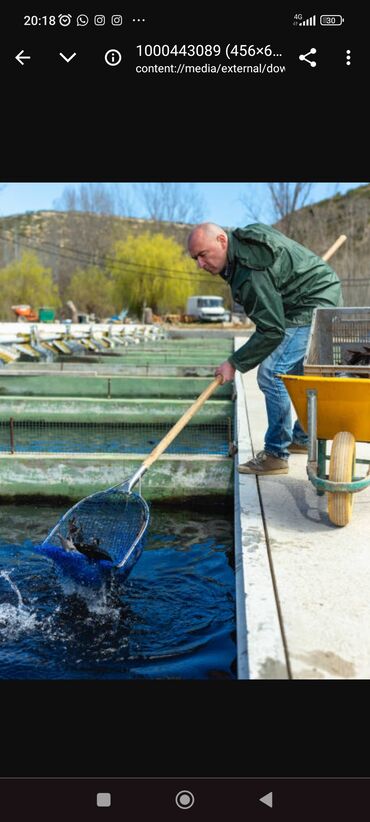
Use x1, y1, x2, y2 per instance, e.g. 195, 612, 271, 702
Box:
225, 224, 343, 373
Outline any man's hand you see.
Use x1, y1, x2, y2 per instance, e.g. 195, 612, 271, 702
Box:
215, 360, 236, 384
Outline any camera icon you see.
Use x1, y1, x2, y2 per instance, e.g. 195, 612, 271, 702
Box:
94, 14, 106, 26
58, 13, 72, 26
111, 14, 123, 26
76, 14, 89, 26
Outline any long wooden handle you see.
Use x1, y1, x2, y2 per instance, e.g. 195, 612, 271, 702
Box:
142, 375, 223, 471
322, 234, 347, 261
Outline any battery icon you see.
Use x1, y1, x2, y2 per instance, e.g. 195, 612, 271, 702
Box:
320, 14, 344, 25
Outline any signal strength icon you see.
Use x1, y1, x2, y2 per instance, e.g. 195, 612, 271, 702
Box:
299, 14, 316, 25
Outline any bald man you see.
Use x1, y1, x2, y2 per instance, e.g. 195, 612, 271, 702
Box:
188, 222, 343, 475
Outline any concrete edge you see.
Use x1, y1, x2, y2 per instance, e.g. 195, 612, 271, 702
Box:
0, 452, 231, 462
234, 343, 288, 679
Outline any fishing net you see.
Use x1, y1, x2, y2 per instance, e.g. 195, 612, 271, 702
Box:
38, 377, 223, 580
41, 488, 150, 573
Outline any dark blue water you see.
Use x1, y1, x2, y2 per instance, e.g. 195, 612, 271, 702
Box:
0, 504, 236, 679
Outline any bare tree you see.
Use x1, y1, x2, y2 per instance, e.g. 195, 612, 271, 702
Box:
53, 182, 205, 224
48, 183, 138, 296
53, 183, 134, 216
240, 182, 314, 232
239, 183, 268, 222
268, 183, 313, 230
137, 182, 205, 223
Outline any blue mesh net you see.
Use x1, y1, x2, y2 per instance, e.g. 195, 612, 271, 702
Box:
41, 488, 150, 575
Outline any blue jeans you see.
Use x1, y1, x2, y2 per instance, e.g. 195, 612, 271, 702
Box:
256, 326, 311, 460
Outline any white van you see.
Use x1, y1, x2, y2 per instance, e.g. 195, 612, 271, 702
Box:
186, 295, 230, 322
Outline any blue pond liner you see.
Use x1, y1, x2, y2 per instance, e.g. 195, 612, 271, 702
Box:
34, 537, 146, 585
0, 509, 236, 680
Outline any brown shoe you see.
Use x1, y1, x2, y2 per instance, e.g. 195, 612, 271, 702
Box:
288, 442, 308, 454
238, 450, 288, 475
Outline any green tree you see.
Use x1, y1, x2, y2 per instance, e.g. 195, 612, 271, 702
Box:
66, 266, 115, 318
111, 231, 223, 315
0, 251, 60, 320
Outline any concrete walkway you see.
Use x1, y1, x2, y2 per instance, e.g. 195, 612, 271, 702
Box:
235, 339, 370, 680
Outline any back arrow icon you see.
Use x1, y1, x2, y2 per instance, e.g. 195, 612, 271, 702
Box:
15, 50, 31, 66
259, 792, 273, 808
59, 52, 77, 62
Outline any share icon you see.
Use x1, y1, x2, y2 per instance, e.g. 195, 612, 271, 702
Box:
299, 47, 317, 67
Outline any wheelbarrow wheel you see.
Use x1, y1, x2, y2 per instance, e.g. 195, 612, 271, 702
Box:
327, 431, 356, 526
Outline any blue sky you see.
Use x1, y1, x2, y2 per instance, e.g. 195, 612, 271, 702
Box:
0, 181, 367, 227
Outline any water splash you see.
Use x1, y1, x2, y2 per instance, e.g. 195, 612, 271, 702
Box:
0, 570, 38, 638
0, 570, 24, 607
57, 574, 122, 619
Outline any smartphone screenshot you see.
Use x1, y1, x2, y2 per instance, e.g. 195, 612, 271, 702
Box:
1, 5, 369, 820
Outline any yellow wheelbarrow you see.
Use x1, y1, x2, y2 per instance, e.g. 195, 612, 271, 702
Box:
280, 374, 370, 526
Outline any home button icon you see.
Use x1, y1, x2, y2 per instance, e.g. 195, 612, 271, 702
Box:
175, 790, 195, 809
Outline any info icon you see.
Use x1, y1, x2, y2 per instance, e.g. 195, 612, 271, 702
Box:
105, 49, 122, 66
111, 14, 123, 25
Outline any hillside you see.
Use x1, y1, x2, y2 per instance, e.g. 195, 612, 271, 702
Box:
275, 183, 370, 304
0, 210, 192, 295
0, 184, 370, 308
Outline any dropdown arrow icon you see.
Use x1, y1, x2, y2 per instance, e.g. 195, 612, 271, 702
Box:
59, 52, 77, 62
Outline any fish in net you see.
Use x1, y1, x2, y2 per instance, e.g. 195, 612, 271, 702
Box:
42, 487, 149, 571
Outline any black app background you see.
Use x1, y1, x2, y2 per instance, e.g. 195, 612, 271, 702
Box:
1, 4, 368, 781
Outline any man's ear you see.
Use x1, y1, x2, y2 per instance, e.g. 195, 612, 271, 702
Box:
217, 233, 227, 249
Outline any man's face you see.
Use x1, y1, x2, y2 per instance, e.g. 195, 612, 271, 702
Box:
188, 231, 228, 275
